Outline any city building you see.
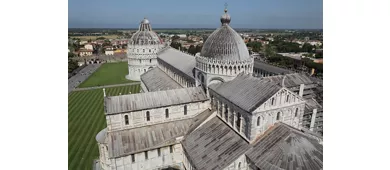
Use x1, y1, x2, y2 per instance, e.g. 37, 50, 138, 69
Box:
96, 7, 323, 170
125, 18, 165, 81
78, 48, 93, 57
85, 43, 94, 50
105, 46, 114, 55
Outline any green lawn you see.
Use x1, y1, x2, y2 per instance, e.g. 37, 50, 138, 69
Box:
68, 85, 141, 170
78, 62, 135, 88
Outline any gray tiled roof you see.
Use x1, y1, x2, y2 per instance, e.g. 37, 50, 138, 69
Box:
108, 108, 214, 158
305, 98, 323, 112
246, 123, 323, 170
181, 116, 250, 170
209, 73, 282, 113
261, 73, 315, 88
140, 67, 182, 92
157, 47, 196, 79
253, 60, 294, 74
105, 87, 207, 114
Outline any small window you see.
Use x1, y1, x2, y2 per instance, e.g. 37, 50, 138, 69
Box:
146, 111, 150, 121
238, 162, 241, 168
165, 109, 169, 118
139, 59, 141, 63
169, 145, 173, 153
124, 115, 129, 125
157, 148, 161, 157
286, 95, 289, 102
277, 112, 281, 120
131, 154, 135, 163
137, 49, 139, 52
271, 98, 275, 105
145, 151, 148, 160
149, 59, 152, 63
149, 49, 151, 52
295, 108, 299, 117
257, 116, 261, 126
184, 105, 187, 115
143, 49, 145, 52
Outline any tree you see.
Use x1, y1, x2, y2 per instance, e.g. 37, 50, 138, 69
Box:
172, 35, 180, 41
170, 41, 182, 50
188, 45, 196, 55
68, 52, 79, 73
195, 45, 202, 53
246, 42, 262, 52
302, 43, 314, 53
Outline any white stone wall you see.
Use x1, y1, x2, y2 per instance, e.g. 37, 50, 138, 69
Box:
223, 154, 249, 170
99, 143, 111, 170
109, 143, 183, 170
194, 55, 254, 95
126, 44, 162, 81
250, 88, 306, 140
209, 90, 252, 140
106, 101, 210, 132
157, 62, 195, 88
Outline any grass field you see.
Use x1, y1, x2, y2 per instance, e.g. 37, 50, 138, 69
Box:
68, 85, 141, 170
78, 62, 134, 88
69, 35, 120, 40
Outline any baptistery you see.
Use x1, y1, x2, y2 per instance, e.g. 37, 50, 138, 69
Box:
126, 18, 164, 81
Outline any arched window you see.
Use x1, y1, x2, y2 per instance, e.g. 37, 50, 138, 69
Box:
257, 116, 261, 126
124, 115, 129, 125
139, 59, 141, 64
165, 109, 169, 118
184, 105, 187, 115
286, 95, 289, 102
272, 98, 275, 105
295, 108, 299, 117
146, 111, 150, 121
149, 59, 152, 63
277, 112, 281, 120
149, 49, 151, 52
238, 162, 241, 168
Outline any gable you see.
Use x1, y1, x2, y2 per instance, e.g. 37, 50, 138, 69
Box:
253, 87, 305, 113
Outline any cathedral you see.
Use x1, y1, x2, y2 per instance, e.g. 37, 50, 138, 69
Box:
96, 7, 323, 170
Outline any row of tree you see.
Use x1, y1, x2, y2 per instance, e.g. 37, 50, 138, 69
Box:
68, 53, 79, 73
169, 42, 202, 55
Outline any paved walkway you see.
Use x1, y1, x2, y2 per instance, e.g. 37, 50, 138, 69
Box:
72, 82, 141, 92
68, 64, 102, 93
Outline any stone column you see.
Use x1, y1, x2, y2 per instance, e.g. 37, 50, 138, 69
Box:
310, 109, 317, 131
239, 117, 243, 134
233, 111, 237, 130
222, 104, 225, 121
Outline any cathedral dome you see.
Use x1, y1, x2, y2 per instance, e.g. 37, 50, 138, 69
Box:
200, 8, 250, 61
129, 18, 162, 46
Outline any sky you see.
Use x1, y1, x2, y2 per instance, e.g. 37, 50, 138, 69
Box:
68, 0, 323, 29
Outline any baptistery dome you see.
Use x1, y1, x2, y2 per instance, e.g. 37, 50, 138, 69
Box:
129, 18, 162, 46
200, 8, 250, 61
126, 17, 164, 81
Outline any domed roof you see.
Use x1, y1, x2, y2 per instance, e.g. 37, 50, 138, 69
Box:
129, 18, 163, 46
200, 8, 250, 61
